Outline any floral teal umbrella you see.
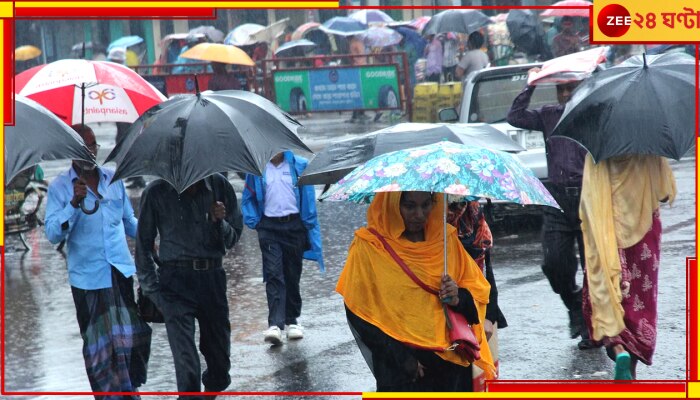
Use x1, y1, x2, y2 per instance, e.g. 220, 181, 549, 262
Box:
320, 141, 558, 208
320, 141, 559, 275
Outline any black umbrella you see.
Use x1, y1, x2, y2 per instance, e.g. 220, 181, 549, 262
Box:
6, 96, 94, 185
552, 52, 695, 162
506, 10, 552, 59
422, 9, 490, 36
298, 122, 525, 186
106, 89, 312, 193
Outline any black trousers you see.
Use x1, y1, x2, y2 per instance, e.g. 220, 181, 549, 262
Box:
541, 183, 586, 312
257, 216, 308, 329
157, 264, 231, 399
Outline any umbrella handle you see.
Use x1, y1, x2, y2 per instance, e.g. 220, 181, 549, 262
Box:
79, 198, 100, 215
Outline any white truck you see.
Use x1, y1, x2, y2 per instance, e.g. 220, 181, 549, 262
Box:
439, 62, 558, 224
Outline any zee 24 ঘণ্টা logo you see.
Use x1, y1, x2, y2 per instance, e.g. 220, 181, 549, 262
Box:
597, 4, 632, 37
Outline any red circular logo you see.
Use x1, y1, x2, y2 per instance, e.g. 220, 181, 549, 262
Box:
597, 4, 631, 37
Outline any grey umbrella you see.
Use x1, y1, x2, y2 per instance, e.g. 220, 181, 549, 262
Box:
105, 89, 312, 193
298, 122, 525, 186
6, 96, 94, 185
422, 9, 490, 36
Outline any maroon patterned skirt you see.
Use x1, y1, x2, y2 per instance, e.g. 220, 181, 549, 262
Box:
583, 209, 661, 365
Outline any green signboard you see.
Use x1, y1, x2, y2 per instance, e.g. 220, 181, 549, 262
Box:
273, 65, 401, 113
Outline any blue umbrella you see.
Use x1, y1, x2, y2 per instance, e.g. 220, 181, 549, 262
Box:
319, 17, 368, 36
274, 39, 318, 58
320, 141, 559, 209
107, 35, 143, 52
396, 27, 427, 56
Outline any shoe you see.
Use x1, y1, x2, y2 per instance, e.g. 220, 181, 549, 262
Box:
568, 307, 585, 339
263, 326, 282, 346
286, 324, 304, 340
614, 352, 633, 380
373, 112, 383, 122
577, 338, 598, 350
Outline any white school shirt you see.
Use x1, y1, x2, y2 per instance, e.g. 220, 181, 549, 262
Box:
263, 160, 299, 217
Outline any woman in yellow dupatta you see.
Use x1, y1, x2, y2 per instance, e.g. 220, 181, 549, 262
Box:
336, 191, 495, 391
580, 154, 676, 380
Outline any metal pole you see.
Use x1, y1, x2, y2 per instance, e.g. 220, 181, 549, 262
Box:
443, 192, 447, 276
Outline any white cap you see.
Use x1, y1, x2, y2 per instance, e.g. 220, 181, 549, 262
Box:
107, 47, 126, 63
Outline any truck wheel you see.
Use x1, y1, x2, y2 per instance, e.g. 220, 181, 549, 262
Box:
378, 85, 398, 108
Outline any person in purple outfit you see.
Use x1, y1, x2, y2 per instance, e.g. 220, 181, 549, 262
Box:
506, 67, 595, 350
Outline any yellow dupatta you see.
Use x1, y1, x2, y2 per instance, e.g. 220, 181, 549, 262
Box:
336, 192, 495, 378
579, 154, 676, 340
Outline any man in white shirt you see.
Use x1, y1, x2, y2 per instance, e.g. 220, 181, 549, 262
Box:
242, 152, 325, 346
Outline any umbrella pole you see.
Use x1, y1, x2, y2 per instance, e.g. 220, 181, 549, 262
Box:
77, 81, 100, 215
443, 192, 447, 276
80, 82, 86, 128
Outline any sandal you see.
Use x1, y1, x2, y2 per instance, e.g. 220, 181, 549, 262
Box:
614, 352, 633, 380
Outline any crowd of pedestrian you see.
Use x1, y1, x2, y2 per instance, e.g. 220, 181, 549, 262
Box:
32, 10, 683, 399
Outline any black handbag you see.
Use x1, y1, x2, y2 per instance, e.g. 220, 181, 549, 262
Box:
137, 286, 164, 323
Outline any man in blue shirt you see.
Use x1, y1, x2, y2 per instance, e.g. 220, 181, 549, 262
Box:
44, 124, 151, 397
242, 151, 324, 346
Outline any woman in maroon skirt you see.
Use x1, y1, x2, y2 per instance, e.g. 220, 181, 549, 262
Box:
579, 154, 677, 380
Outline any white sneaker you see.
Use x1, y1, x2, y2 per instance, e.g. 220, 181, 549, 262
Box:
286, 324, 304, 340
263, 326, 282, 345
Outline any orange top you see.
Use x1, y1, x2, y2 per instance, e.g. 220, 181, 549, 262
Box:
336, 192, 495, 377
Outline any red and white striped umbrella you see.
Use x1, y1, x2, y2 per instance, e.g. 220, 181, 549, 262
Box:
15, 59, 167, 126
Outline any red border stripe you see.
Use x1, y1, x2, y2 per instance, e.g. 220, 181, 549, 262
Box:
4, 18, 13, 125
14, 8, 217, 17
487, 382, 687, 393
690, 258, 698, 381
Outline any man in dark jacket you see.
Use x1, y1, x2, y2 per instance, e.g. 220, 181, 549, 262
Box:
136, 174, 243, 398
506, 69, 595, 350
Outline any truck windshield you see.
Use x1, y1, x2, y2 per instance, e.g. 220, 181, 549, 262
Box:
467, 73, 558, 124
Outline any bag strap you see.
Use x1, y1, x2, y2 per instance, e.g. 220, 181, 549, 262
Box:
368, 228, 439, 296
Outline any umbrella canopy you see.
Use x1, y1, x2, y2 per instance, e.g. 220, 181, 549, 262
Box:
541, 0, 593, 18
107, 35, 143, 52
422, 10, 490, 36
105, 90, 313, 193
15, 59, 167, 126
506, 9, 549, 57
528, 46, 607, 86
409, 16, 431, 32
319, 17, 368, 36
15, 45, 42, 61
319, 141, 558, 209
6, 97, 94, 184
291, 22, 321, 41
349, 10, 395, 25
71, 41, 95, 52
274, 39, 317, 58
189, 25, 225, 43
357, 27, 402, 48
249, 18, 290, 44
552, 52, 695, 162
395, 27, 427, 56
224, 23, 265, 46
180, 42, 255, 66
299, 123, 526, 186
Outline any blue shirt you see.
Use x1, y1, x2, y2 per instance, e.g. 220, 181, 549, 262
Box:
44, 167, 138, 290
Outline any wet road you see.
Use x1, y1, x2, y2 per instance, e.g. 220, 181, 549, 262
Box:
2, 120, 693, 398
